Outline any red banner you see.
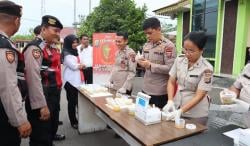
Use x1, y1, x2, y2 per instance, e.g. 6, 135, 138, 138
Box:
93, 33, 117, 72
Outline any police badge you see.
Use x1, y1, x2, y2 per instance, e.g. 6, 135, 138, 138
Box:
6, 51, 15, 63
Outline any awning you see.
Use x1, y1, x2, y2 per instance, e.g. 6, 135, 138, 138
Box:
153, 0, 190, 16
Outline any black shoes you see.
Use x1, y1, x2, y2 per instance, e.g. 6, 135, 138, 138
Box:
53, 134, 66, 141
58, 121, 63, 126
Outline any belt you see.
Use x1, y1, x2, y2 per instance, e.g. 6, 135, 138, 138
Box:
84, 67, 92, 70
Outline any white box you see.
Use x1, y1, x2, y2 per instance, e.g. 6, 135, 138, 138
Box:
135, 107, 161, 125
134, 92, 161, 125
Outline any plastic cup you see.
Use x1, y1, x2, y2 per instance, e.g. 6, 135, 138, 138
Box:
113, 105, 120, 112
175, 118, 185, 129
220, 90, 237, 104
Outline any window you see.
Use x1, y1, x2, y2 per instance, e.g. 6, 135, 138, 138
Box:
192, 0, 218, 59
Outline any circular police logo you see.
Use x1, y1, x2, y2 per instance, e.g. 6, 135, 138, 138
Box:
5, 51, 15, 64
204, 69, 213, 84
165, 47, 173, 58
129, 53, 136, 62
32, 49, 41, 59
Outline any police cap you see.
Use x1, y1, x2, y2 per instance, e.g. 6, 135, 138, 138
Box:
41, 15, 63, 29
0, 1, 22, 17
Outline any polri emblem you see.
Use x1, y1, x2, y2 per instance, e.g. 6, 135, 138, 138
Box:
32, 49, 41, 59
6, 51, 15, 63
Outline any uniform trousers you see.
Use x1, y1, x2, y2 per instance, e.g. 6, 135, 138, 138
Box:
25, 98, 53, 146
64, 82, 78, 125
0, 102, 21, 146
83, 67, 93, 84
43, 86, 61, 138
142, 91, 168, 109
126, 90, 132, 95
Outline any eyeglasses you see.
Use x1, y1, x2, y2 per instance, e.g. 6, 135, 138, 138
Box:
182, 48, 198, 54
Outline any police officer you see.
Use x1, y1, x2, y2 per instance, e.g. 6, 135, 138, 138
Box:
109, 32, 136, 95
33, 25, 41, 37
0, 1, 32, 145
164, 31, 213, 125
215, 63, 250, 127
24, 15, 64, 146
138, 17, 176, 108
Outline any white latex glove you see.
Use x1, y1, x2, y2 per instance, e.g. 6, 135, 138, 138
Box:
135, 51, 143, 62
219, 99, 250, 113
105, 82, 114, 89
167, 109, 182, 121
163, 100, 175, 113
118, 87, 126, 94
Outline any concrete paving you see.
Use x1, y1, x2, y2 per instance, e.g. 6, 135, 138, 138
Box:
21, 76, 240, 146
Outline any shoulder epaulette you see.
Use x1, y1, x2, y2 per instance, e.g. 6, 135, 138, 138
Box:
22, 37, 43, 53
0, 34, 16, 52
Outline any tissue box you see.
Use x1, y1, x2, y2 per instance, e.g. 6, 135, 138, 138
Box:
135, 107, 161, 125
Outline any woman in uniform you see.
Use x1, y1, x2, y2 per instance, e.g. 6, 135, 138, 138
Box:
163, 31, 213, 125
216, 63, 250, 127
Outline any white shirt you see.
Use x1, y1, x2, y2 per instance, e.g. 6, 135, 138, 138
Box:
77, 44, 93, 67
63, 55, 84, 88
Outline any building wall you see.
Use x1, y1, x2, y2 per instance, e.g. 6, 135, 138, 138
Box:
246, 5, 250, 63
176, 12, 183, 54
232, 0, 250, 75
247, 14, 250, 47
182, 11, 190, 40
175, 0, 249, 75
220, 0, 238, 74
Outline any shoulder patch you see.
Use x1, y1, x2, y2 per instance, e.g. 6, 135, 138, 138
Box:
129, 52, 136, 62
203, 69, 213, 84
6, 51, 15, 64
165, 46, 173, 58
32, 48, 41, 59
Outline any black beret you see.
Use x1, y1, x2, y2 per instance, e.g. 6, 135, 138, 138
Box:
0, 1, 22, 17
41, 15, 63, 29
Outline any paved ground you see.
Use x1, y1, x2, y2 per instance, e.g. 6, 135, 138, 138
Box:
21, 76, 242, 146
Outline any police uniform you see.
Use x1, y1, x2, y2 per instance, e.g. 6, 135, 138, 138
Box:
169, 55, 213, 124
23, 15, 63, 146
110, 46, 136, 94
233, 63, 250, 127
0, 2, 28, 146
0, 32, 28, 146
142, 37, 176, 108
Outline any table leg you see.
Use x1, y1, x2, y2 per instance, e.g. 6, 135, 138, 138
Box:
78, 92, 107, 134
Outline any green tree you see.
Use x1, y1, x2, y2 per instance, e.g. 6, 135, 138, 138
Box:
11, 28, 35, 41
78, 0, 147, 51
